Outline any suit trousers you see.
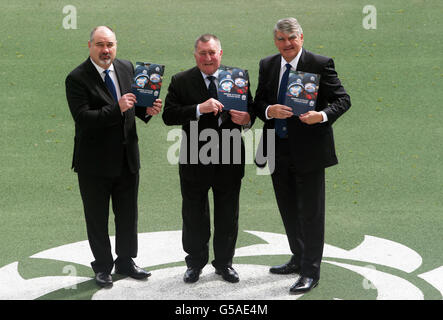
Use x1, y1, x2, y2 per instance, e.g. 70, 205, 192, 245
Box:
271, 138, 325, 280
77, 156, 139, 274
180, 169, 241, 270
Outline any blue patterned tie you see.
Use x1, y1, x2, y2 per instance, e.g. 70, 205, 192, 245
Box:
104, 69, 118, 102
275, 63, 292, 138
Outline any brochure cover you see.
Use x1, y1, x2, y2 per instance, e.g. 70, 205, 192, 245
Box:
284, 71, 320, 116
131, 62, 165, 107
217, 66, 249, 112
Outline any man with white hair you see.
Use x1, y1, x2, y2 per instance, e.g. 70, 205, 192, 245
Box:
254, 18, 351, 294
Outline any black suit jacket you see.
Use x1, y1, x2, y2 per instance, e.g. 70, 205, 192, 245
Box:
163, 66, 255, 183
66, 58, 150, 177
254, 49, 351, 173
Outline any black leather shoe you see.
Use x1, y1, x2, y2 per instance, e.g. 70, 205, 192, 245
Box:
184, 267, 202, 283
289, 276, 318, 294
215, 266, 239, 283
95, 272, 113, 287
115, 261, 151, 280
270, 261, 301, 274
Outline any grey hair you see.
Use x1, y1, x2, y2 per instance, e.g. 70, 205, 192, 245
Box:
274, 18, 303, 37
89, 26, 115, 42
194, 33, 222, 51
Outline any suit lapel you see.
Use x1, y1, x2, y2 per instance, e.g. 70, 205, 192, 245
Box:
190, 66, 210, 100
113, 59, 134, 123
84, 58, 115, 104
189, 66, 221, 127
296, 48, 308, 72
270, 55, 282, 102
113, 59, 131, 95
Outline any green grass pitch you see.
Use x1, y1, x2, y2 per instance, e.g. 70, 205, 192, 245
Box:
0, 0, 442, 300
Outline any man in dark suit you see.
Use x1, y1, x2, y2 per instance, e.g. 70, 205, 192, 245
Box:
254, 18, 351, 293
163, 34, 254, 284
65, 26, 162, 287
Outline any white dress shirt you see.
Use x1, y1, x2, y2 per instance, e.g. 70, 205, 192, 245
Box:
90, 58, 122, 100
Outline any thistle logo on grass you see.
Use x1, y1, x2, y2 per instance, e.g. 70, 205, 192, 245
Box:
1, 231, 442, 300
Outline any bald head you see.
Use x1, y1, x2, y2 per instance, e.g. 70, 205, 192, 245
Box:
88, 26, 117, 69
90, 26, 115, 42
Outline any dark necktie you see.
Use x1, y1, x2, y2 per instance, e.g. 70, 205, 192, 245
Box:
104, 69, 118, 102
207, 75, 218, 99
207, 75, 228, 124
275, 63, 292, 138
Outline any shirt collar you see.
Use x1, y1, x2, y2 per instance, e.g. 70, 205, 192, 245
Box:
281, 48, 303, 70
90, 57, 115, 76
200, 69, 220, 80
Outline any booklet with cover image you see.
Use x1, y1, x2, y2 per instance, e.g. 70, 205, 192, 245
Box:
132, 62, 165, 107
284, 71, 320, 116
217, 65, 249, 112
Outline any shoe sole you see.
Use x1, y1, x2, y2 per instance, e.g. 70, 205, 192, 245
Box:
115, 272, 151, 280
115, 268, 152, 280
183, 277, 199, 283
215, 270, 240, 283
289, 281, 319, 294
184, 269, 202, 283
96, 280, 113, 288
269, 269, 299, 275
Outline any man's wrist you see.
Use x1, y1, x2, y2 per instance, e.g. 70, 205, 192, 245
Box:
196, 104, 202, 119
320, 111, 328, 123
265, 105, 272, 120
